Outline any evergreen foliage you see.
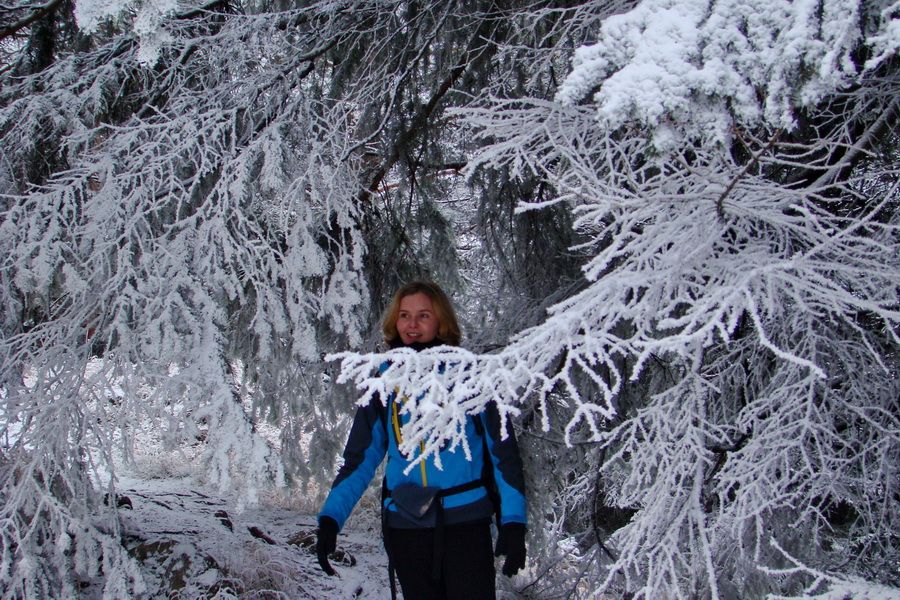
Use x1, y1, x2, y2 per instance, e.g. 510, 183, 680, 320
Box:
0, 0, 897, 598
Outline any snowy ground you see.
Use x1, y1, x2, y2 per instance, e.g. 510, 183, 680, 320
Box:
111, 472, 391, 599
90, 363, 395, 600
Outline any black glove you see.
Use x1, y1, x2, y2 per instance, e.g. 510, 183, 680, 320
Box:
316, 516, 339, 576
494, 522, 527, 577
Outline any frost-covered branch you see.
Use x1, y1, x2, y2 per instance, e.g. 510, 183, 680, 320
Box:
329, 1, 900, 598
1, 0, 898, 597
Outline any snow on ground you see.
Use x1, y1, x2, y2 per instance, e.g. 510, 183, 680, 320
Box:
87, 356, 393, 600
110, 472, 390, 599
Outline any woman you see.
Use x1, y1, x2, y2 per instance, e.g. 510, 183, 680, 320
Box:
316, 281, 527, 600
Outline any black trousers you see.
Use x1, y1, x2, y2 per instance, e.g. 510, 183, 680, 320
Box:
388, 521, 496, 600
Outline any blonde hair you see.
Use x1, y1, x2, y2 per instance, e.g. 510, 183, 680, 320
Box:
382, 281, 462, 346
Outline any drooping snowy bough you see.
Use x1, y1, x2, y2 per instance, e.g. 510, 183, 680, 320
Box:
334, 1, 900, 598
0, 0, 897, 597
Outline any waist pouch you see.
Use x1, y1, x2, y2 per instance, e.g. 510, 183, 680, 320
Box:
390, 482, 441, 527
383, 478, 486, 582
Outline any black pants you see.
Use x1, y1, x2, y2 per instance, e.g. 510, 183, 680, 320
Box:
388, 521, 496, 600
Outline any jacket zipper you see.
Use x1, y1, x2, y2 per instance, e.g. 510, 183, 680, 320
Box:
391, 392, 428, 486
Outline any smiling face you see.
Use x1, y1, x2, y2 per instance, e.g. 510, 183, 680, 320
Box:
396, 292, 439, 345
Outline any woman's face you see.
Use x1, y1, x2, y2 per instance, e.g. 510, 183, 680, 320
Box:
396, 292, 439, 345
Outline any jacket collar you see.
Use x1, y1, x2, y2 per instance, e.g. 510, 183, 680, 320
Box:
387, 338, 445, 352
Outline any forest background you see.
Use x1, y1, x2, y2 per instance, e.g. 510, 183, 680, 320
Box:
0, 0, 899, 598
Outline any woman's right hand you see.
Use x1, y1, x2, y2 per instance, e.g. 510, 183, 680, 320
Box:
316, 516, 339, 575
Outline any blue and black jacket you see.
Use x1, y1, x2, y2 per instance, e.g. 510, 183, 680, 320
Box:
318, 357, 527, 532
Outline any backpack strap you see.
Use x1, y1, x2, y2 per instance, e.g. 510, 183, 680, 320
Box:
474, 413, 502, 528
